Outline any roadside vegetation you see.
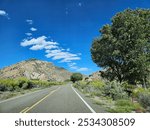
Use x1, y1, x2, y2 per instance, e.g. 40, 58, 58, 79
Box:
0, 78, 62, 101
70, 73, 83, 83
74, 80, 150, 112
73, 8, 150, 113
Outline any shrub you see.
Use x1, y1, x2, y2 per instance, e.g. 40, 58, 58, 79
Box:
0, 78, 61, 92
108, 99, 144, 113
17, 78, 29, 88
133, 87, 145, 98
89, 80, 105, 89
138, 92, 150, 110
103, 81, 128, 100
0, 85, 7, 91
31, 80, 61, 88
74, 81, 87, 90
116, 99, 133, 106
0, 79, 17, 91
22, 83, 29, 89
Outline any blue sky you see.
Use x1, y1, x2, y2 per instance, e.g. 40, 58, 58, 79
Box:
0, 0, 149, 75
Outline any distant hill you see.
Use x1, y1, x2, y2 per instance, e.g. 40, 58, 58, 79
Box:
0, 59, 72, 82
85, 71, 104, 81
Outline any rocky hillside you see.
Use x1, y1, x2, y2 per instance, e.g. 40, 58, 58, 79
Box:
85, 71, 104, 81
0, 59, 72, 82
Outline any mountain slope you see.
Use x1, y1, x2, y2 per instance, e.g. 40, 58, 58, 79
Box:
0, 59, 72, 82
84, 71, 104, 81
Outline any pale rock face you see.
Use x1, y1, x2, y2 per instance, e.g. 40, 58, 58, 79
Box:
0, 59, 72, 82
85, 71, 103, 81
23, 71, 31, 79
30, 72, 40, 79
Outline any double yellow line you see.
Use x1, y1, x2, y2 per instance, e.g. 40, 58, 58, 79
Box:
20, 87, 60, 113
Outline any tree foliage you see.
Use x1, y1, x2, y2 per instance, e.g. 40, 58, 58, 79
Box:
91, 9, 150, 86
70, 73, 83, 83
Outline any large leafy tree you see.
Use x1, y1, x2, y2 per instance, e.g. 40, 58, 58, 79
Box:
91, 9, 150, 86
70, 73, 83, 83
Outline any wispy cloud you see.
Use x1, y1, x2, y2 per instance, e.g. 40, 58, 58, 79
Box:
21, 36, 58, 50
77, 67, 89, 71
30, 27, 37, 31
26, 19, 33, 25
25, 33, 32, 36
45, 48, 80, 63
20, 36, 80, 62
0, 10, 9, 19
68, 62, 89, 72
20, 34, 87, 72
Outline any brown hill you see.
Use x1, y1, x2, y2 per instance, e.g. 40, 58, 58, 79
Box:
0, 59, 72, 82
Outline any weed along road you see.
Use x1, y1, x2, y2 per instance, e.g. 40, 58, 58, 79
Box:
0, 84, 105, 113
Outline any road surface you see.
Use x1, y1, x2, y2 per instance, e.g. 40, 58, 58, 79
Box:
0, 84, 105, 113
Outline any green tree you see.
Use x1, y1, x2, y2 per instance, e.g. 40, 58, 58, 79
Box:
91, 9, 150, 86
70, 73, 83, 83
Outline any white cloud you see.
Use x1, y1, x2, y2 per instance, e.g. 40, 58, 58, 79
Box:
20, 36, 58, 51
68, 62, 89, 72
68, 63, 78, 70
77, 67, 89, 72
68, 62, 76, 67
44, 45, 58, 49
30, 27, 37, 31
21, 36, 45, 47
30, 44, 46, 50
25, 33, 32, 36
45, 49, 80, 62
26, 19, 33, 25
21, 36, 80, 62
60, 57, 80, 63
0, 10, 7, 16
20, 35, 86, 71
0, 10, 9, 19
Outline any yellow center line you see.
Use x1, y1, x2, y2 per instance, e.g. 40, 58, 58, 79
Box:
20, 107, 30, 113
20, 87, 60, 113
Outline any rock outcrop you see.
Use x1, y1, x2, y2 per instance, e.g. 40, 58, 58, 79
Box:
0, 59, 72, 82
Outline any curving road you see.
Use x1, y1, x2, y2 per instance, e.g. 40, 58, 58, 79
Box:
0, 84, 105, 113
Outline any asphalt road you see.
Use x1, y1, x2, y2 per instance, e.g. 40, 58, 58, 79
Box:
0, 84, 105, 113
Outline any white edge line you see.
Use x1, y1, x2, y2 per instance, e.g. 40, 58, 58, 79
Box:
0, 86, 58, 104
71, 85, 96, 113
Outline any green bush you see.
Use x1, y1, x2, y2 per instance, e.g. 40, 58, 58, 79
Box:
17, 78, 29, 88
0, 79, 17, 91
103, 81, 128, 100
73, 81, 102, 94
74, 81, 87, 90
31, 80, 61, 88
0, 85, 7, 91
116, 99, 133, 106
108, 99, 144, 113
133, 87, 145, 98
0, 78, 61, 92
22, 83, 29, 89
89, 80, 105, 89
138, 92, 150, 111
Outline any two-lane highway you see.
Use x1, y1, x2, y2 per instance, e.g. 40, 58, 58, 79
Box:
0, 84, 105, 113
